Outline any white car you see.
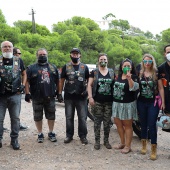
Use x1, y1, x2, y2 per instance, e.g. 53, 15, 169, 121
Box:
86, 64, 96, 72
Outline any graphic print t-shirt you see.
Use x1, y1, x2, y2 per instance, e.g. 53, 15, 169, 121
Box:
138, 76, 157, 103
39, 67, 52, 97
113, 75, 138, 103
90, 70, 113, 102
27, 64, 59, 98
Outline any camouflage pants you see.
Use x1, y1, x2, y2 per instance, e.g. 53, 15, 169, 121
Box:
92, 101, 112, 143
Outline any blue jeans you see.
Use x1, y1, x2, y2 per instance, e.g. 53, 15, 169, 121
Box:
137, 100, 159, 144
65, 99, 87, 138
0, 93, 21, 140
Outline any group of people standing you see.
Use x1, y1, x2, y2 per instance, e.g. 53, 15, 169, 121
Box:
0, 40, 169, 161
87, 49, 169, 160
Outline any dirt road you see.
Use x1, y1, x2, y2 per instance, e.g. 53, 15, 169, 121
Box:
0, 99, 170, 170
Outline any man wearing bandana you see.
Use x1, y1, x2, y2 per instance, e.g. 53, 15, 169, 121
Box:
58, 48, 89, 145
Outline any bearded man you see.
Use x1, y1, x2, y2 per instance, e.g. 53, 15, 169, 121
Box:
0, 41, 26, 150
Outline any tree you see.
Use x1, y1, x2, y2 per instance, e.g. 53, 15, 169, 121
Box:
13, 20, 32, 34
0, 9, 6, 24
102, 13, 116, 20
118, 19, 130, 31
14, 20, 50, 35
0, 24, 21, 44
155, 34, 161, 41
49, 50, 70, 68
160, 29, 170, 44
52, 22, 68, 34
111, 19, 130, 31
58, 30, 81, 52
144, 31, 154, 39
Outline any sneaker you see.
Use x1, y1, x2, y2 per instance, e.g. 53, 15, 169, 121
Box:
3, 127, 8, 131
20, 124, 28, 131
37, 133, 44, 143
48, 132, 57, 142
80, 138, 88, 145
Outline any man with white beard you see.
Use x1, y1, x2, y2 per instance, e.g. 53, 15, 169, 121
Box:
0, 41, 27, 150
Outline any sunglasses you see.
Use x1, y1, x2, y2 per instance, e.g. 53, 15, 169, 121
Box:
143, 60, 153, 64
17, 53, 21, 55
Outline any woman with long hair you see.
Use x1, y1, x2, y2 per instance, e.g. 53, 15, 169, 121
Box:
137, 54, 165, 160
87, 53, 115, 150
112, 58, 139, 154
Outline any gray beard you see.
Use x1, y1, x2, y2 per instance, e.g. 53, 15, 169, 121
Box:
3, 52, 13, 59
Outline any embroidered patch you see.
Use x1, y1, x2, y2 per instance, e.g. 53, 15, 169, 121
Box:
81, 65, 85, 69
68, 66, 72, 69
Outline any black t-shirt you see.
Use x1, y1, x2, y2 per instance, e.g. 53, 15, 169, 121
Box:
27, 63, 59, 98
90, 70, 113, 102
138, 76, 157, 103
113, 75, 138, 103
158, 62, 170, 112
61, 63, 89, 100
3, 57, 25, 93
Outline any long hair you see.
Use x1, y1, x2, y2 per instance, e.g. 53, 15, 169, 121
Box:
118, 58, 136, 76
139, 54, 157, 81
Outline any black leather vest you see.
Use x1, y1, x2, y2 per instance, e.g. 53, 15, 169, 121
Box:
64, 62, 87, 94
0, 56, 21, 94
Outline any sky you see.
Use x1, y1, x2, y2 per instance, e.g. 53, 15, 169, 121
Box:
0, 0, 170, 35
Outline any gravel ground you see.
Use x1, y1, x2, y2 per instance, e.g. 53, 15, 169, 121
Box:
0, 98, 170, 170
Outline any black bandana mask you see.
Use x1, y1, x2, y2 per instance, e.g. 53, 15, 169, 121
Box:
71, 57, 79, 63
38, 56, 48, 65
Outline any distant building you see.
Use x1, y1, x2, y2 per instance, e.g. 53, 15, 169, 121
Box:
95, 20, 112, 30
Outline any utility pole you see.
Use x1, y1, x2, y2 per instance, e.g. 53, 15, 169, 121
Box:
29, 8, 36, 34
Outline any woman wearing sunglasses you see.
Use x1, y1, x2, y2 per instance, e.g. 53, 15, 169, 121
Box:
137, 54, 165, 160
112, 58, 139, 154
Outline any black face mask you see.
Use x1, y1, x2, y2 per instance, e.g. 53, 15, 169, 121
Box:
71, 57, 79, 63
38, 56, 47, 65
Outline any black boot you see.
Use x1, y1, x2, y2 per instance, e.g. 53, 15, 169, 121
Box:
11, 139, 20, 150
104, 141, 112, 149
94, 138, 100, 150
94, 142, 100, 150
104, 137, 112, 149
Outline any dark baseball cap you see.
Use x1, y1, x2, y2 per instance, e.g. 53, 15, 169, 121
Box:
70, 48, 81, 54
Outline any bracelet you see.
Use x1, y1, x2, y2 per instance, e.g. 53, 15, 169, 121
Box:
88, 96, 93, 99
